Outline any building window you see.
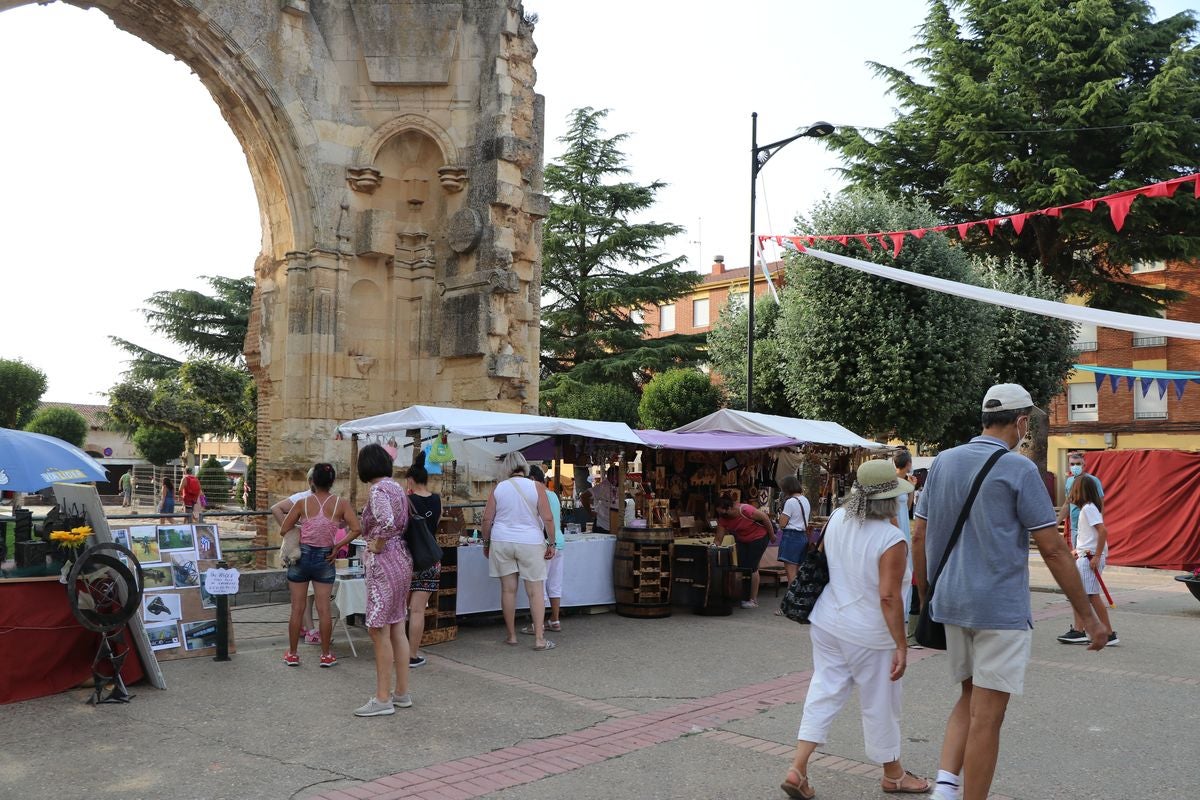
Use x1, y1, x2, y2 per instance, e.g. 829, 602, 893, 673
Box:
1073, 322, 1097, 352
1130, 260, 1166, 274
659, 303, 675, 332
692, 298, 710, 328
1133, 385, 1168, 420
1132, 309, 1167, 348
1068, 383, 1098, 422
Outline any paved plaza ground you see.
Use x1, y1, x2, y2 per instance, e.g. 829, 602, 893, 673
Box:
2, 559, 1196, 800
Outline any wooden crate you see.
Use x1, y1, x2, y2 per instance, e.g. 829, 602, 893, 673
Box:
419, 521, 459, 647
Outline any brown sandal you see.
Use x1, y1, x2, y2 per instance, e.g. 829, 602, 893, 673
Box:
781, 767, 815, 799
881, 770, 931, 794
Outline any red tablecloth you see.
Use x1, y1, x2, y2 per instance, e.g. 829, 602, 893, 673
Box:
0, 578, 145, 704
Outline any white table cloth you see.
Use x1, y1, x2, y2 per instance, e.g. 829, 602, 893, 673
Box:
455, 534, 616, 614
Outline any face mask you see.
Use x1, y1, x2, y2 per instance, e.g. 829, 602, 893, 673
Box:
1069, 465, 1083, 476
1011, 419, 1028, 452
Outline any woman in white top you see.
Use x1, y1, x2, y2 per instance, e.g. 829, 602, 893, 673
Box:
780, 460, 929, 799
482, 452, 557, 651
1067, 475, 1117, 646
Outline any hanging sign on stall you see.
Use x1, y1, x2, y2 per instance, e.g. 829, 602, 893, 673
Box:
203, 567, 240, 596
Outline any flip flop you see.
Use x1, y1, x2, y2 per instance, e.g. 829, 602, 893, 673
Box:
519, 625, 537, 635
533, 640, 557, 651
547, 621, 562, 631
503, 639, 519, 646
881, 770, 931, 794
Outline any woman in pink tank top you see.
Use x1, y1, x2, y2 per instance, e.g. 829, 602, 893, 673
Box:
278, 463, 360, 667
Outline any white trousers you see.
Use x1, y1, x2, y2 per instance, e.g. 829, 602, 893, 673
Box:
797, 624, 903, 764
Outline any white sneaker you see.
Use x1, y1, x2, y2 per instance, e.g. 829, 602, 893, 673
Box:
391, 692, 413, 708
740, 600, 756, 609
354, 696, 395, 717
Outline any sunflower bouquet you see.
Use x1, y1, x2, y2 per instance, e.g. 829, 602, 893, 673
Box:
49, 525, 93, 554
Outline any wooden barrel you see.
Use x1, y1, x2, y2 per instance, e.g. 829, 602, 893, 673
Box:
613, 527, 674, 618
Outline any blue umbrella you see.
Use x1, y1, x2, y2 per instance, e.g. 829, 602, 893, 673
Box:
0, 428, 109, 493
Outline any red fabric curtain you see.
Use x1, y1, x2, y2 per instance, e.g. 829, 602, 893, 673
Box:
1087, 450, 1200, 571
0, 579, 145, 704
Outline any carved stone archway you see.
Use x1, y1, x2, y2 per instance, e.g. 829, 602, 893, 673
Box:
0, 0, 546, 503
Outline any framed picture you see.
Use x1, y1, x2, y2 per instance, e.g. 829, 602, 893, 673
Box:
182, 619, 219, 651
141, 565, 175, 591
171, 552, 200, 588
129, 525, 161, 565
157, 525, 195, 552
142, 592, 183, 623
145, 622, 181, 651
194, 524, 220, 561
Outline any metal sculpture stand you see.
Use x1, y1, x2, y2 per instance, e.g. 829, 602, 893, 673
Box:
67, 543, 144, 705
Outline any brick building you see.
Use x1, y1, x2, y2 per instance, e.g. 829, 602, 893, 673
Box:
1048, 258, 1200, 494
641, 255, 785, 337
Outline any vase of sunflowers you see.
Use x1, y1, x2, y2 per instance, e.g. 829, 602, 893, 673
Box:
48, 525, 93, 581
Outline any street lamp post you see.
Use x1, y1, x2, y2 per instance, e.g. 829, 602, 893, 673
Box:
747, 113, 834, 411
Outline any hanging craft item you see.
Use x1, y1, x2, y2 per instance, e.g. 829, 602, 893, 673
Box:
428, 426, 455, 464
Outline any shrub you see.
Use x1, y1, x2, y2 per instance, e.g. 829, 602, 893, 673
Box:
197, 456, 230, 506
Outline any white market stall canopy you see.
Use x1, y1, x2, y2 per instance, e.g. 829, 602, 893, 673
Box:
336, 405, 643, 445
670, 409, 883, 449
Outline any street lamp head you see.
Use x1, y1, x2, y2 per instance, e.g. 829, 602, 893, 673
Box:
803, 121, 836, 138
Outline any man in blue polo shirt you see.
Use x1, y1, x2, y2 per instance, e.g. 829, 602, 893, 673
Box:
912, 384, 1106, 800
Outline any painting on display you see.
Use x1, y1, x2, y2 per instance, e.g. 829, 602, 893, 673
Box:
129, 526, 161, 565
145, 622, 181, 651
141, 565, 175, 591
157, 525, 195, 553
194, 524, 220, 561
182, 619, 218, 651
171, 553, 200, 588
142, 592, 183, 623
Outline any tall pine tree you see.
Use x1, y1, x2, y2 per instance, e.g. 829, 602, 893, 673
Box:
831, 0, 1200, 315
540, 108, 703, 408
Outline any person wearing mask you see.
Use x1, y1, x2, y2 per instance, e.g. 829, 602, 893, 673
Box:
276, 463, 360, 668
404, 451, 441, 669
780, 460, 927, 798
1056, 451, 1106, 644
715, 494, 772, 609
913, 384, 1106, 800
353, 444, 414, 717
482, 452, 557, 651
1066, 475, 1118, 646
524, 465, 565, 633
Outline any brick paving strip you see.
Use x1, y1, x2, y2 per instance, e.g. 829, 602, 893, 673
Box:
311, 590, 1179, 800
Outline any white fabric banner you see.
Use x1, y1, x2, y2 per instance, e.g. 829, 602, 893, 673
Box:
799, 246, 1200, 341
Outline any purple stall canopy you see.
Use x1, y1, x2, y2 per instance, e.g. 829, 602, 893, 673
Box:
637, 430, 800, 452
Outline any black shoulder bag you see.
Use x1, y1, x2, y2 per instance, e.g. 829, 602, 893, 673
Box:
915, 447, 1006, 649
404, 499, 443, 572
779, 524, 828, 624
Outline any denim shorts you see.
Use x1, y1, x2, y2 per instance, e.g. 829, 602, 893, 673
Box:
287, 544, 335, 584
777, 529, 809, 565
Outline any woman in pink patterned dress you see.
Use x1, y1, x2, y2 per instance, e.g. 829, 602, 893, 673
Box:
353, 443, 414, 717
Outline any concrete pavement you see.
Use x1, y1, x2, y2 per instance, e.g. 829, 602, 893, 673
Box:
1, 562, 1196, 800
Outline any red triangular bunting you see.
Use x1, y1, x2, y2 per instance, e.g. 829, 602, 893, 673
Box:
876, 233, 889, 251
889, 232, 905, 258
956, 223, 971, 239
1045, 207, 1062, 218
1194, 176, 1200, 198
806, 236, 815, 246
1009, 213, 1028, 235
854, 234, 872, 252
1105, 192, 1137, 232
1078, 199, 1096, 212
986, 218, 999, 235
1144, 182, 1175, 198
836, 235, 849, 247
910, 228, 927, 239
788, 237, 807, 252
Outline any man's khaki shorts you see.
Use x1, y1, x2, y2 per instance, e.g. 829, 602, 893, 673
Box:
945, 625, 1033, 695
487, 540, 548, 582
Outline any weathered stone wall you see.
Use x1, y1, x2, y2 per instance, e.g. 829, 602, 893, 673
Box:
4, 1, 546, 508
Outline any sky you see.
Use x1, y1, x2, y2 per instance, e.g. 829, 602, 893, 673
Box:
0, 0, 1193, 403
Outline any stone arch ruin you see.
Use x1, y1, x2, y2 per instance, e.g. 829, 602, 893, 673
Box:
0, 0, 546, 499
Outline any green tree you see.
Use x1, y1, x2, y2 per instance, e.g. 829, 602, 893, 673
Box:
24, 407, 88, 448
109, 275, 253, 378
830, 0, 1200, 315
706, 299, 791, 416
131, 426, 186, 466
554, 381, 641, 428
540, 107, 704, 406
778, 191, 993, 447
107, 373, 228, 467
638, 368, 725, 431
0, 359, 47, 429
198, 456, 230, 506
